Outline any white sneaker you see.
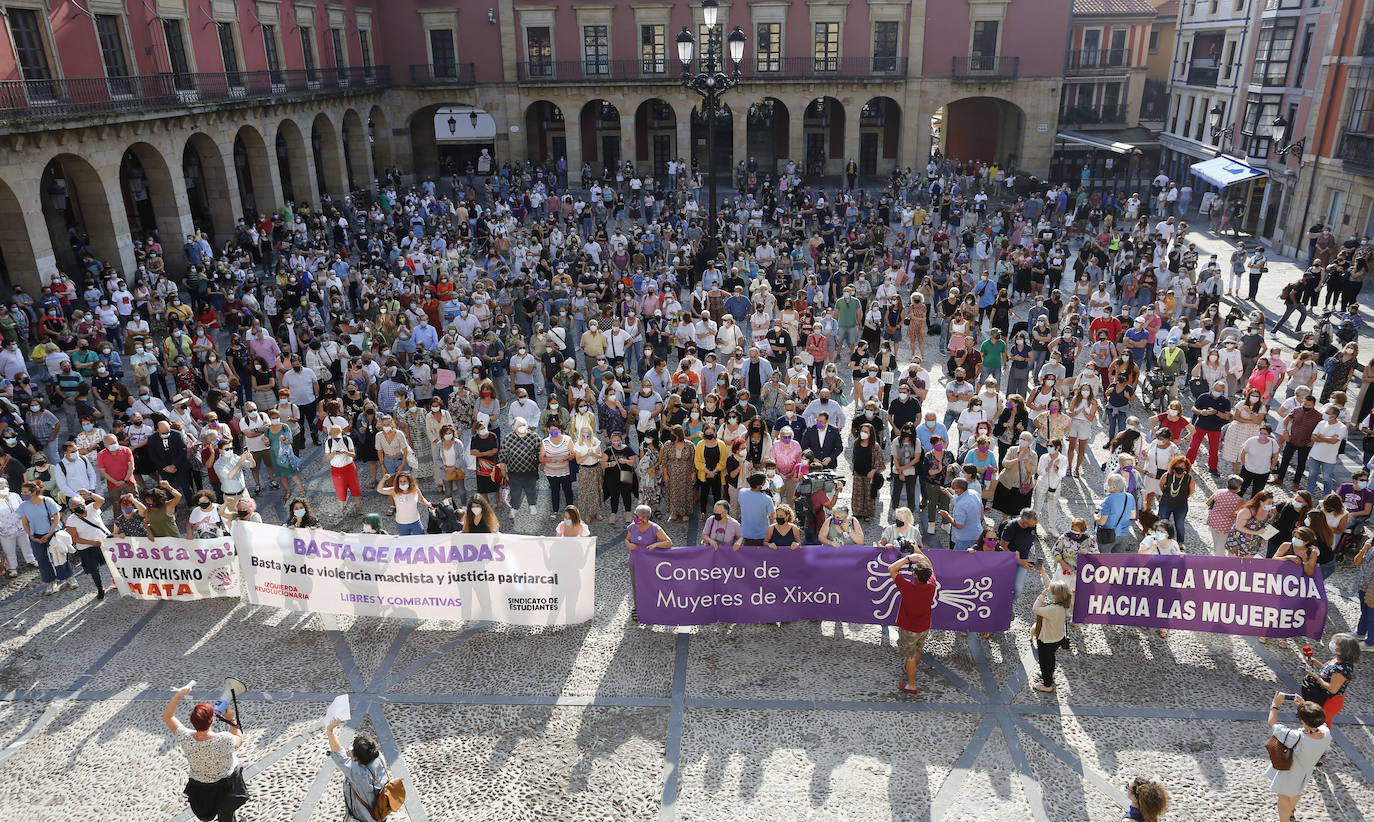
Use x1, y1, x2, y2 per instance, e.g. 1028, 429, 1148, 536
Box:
62, 578, 79, 591
43, 582, 57, 596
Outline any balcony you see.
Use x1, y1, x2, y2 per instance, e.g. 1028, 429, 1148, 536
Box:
0, 66, 389, 127
515, 55, 908, 84
409, 63, 477, 86
1059, 104, 1128, 126
951, 55, 1019, 80
1183, 64, 1220, 87
1066, 48, 1132, 73
1339, 132, 1374, 175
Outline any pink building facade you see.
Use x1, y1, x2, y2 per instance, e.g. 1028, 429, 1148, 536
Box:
1, 0, 1072, 291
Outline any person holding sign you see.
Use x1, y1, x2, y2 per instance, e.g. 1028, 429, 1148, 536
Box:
325, 716, 386, 822
888, 550, 936, 696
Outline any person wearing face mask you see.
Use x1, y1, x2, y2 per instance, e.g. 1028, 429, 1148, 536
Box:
461, 495, 499, 534
573, 426, 606, 522
184, 490, 226, 539
53, 441, 100, 503
1225, 490, 1276, 557
375, 470, 427, 536
1298, 632, 1360, 726
63, 490, 113, 600
763, 504, 801, 550
284, 497, 321, 529
769, 426, 804, 504
553, 504, 591, 538
19, 479, 74, 594
700, 500, 742, 550
1273, 525, 1321, 578
320, 423, 361, 515
1186, 381, 1232, 474
0, 477, 34, 577
1306, 404, 1348, 496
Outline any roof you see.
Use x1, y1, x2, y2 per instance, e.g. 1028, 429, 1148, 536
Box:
1073, 0, 1161, 16
1154, 0, 1180, 19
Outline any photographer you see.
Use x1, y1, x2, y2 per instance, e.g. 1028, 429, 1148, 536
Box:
888, 550, 937, 696
1264, 692, 1331, 822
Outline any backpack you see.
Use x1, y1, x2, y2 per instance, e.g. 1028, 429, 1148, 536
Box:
351, 759, 406, 821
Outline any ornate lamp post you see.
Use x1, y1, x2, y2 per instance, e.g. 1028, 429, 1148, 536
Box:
1270, 115, 1305, 157
677, 0, 746, 271
1209, 104, 1233, 153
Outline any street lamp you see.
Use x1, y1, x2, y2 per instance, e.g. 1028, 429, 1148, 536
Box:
679, 0, 746, 276
1209, 103, 1232, 153
1270, 114, 1305, 158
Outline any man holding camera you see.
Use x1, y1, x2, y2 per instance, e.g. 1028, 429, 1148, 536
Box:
888, 549, 937, 696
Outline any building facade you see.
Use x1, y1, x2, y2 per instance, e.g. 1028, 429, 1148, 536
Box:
1, 0, 1074, 293
1266, 0, 1374, 257
1157, 0, 1254, 207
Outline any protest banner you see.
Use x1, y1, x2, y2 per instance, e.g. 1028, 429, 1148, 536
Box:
99, 535, 241, 601
1072, 554, 1328, 639
235, 522, 596, 625
629, 546, 1017, 630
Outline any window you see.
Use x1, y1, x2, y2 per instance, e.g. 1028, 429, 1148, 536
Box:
429, 29, 455, 78
1102, 82, 1121, 118
1222, 40, 1236, 80
1149, 30, 1160, 54
1294, 23, 1315, 87
263, 24, 283, 83
526, 27, 551, 75
94, 15, 131, 94
1240, 95, 1279, 156
300, 26, 318, 81
640, 24, 665, 74
1108, 29, 1127, 66
358, 29, 373, 76
1346, 69, 1374, 134
1251, 19, 1297, 86
1170, 95, 1180, 132
1182, 96, 1195, 137
584, 25, 609, 75
217, 22, 241, 86
813, 22, 839, 72
698, 23, 721, 64
873, 21, 899, 72
971, 20, 998, 70
163, 19, 193, 89
755, 22, 780, 72
6, 8, 52, 86
331, 27, 345, 68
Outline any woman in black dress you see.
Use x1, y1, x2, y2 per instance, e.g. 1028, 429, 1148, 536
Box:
764, 505, 802, 549
352, 406, 381, 486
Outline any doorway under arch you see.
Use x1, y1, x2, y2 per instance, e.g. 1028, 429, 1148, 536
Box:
580, 99, 622, 177
40, 154, 121, 274
634, 98, 677, 179
183, 133, 236, 241
933, 97, 1025, 168
746, 98, 789, 176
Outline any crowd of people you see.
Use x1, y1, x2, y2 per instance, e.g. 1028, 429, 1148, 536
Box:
7, 150, 1373, 822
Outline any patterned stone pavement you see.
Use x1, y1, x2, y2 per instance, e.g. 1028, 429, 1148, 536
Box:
1, 223, 1372, 821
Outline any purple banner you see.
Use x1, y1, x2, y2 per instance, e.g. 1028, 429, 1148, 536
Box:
1072, 554, 1328, 639
629, 546, 1017, 631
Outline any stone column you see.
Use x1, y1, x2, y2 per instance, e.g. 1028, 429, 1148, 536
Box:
564, 107, 584, 186
731, 104, 747, 177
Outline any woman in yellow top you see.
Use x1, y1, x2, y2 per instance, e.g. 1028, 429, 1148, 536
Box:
694, 425, 729, 516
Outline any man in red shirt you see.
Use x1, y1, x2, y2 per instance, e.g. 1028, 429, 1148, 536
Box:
1088, 313, 1121, 344
95, 433, 136, 498
889, 550, 938, 695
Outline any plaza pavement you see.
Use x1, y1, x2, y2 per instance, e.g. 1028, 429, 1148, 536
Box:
0, 221, 1371, 821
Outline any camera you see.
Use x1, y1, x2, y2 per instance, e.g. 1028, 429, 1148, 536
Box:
896, 537, 920, 556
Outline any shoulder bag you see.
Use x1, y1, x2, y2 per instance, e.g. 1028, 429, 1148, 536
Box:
1264, 727, 1300, 771
1096, 494, 1126, 546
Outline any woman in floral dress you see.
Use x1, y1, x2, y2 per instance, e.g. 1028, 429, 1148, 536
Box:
656, 425, 697, 522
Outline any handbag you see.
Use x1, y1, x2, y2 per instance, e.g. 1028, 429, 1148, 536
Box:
1096, 494, 1127, 545
1264, 727, 1300, 771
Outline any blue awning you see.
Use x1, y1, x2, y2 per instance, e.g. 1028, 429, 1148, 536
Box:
1189, 156, 1264, 188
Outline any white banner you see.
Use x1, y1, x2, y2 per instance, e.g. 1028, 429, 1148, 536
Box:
233, 522, 596, 625
100, 536, 241, 600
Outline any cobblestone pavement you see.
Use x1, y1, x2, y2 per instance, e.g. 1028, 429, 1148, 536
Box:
1, 222, 1372, 821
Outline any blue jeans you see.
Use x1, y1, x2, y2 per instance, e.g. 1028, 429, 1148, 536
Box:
1357, 600, 1374, 645
1106, 406, 1128, 441
1156, 503, 1188, 542
397, 520, 425, 536
32, 536, 74, 584
383, 453, 405, 475
1305, 458, 1337, 496
1014, 563, 1029, 594
952, 538, 977, 552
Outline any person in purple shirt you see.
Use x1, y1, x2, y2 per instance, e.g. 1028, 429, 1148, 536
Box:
1337, 469, 1374, 530
701, 500, 742, 550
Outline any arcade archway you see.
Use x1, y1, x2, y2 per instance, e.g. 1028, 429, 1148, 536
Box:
933, 97, 1026, 168
746, 98, 789, 176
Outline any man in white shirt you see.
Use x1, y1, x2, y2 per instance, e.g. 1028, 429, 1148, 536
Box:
281, 354, 321, 445
698, 353, 726, 396
130, 387, 168, 417
1307, 405, 1348, 496
55, 441, 100, 500
508, 344, 538, 396
507, 388, 540, 429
